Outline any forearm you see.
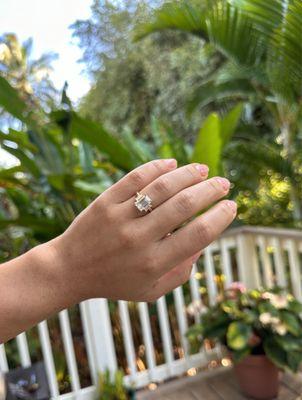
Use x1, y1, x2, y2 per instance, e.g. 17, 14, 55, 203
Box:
0, 241, 73, 343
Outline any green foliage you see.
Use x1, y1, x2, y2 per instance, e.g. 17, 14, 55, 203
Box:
137, 0, 302, 223
191, 104, 242, 176
191, 113, 221, 176
0, 33, 58, 116
227, 321, 252, 350
137, 0, 301, 99
71, 1, 224, 140
0, 75, 28, 122
52, 111, 137, 170
187, 285, 302, 373
97, 370, 134, 400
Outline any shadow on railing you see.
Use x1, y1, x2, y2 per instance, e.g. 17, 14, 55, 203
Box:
0, 226, 301, 399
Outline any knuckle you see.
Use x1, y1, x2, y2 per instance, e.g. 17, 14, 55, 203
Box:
150, 159, 164, 173
141, 254, 157, 276
129, 170, 145, 188
118, 227, 137, 248
91, 197, 113, 219
175, 191, 194, 214
153, 176, 171, 195
195, 220, 213, 244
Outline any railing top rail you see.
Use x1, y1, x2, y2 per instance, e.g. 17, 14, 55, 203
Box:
222, 225, 302, 240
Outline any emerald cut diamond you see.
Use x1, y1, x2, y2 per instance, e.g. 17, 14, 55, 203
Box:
135, 192, 152, 212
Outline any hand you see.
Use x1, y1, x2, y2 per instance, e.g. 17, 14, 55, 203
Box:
51, 159, 237, 303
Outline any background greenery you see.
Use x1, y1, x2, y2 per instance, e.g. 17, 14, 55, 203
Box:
0, 0, 301, 393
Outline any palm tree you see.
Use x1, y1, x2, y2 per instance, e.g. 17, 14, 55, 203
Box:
0, 33, 58, 112
136, 0, 302, 221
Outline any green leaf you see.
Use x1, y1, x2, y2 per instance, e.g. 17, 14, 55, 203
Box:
191, 113, 222, 177
187, 79, 253, 113
53, 111, 137, 170
232, 347, 251, 363
0, 216, 62, 236
0, 76, 28, 122
221, 103, 243, 146
287, 351, 302, 373
264, 337, 288, 371
202, 312, 231, 340
280, 311, 301, 337
288, 299, 302, 314
2, 144, 40, 178
121, 128, 151, 164
227, 321, 252, 350
275, 335, 302, 352
0, 130, 37, 153
134, 2, 207, 41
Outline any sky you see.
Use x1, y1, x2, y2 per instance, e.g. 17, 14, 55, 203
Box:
0, 0, 93, 166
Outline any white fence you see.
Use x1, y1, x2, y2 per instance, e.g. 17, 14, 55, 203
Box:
1, 226, 302, 399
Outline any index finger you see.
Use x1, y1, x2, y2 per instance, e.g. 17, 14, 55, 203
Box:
108, 159, 177, 203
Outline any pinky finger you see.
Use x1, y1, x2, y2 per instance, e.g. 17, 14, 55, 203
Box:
144, 251, 202, 302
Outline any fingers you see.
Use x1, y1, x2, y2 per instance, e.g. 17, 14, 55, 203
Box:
156, 200, 237, 274
123, 163, 209, 218
144, 252, 201, 302
146, 176, 231, 240
108, 159, 177, 203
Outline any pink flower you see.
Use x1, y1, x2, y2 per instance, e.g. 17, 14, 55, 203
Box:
228, 282, 247, 293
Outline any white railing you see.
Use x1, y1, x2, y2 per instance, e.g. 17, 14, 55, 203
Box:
1, 226, 301, 399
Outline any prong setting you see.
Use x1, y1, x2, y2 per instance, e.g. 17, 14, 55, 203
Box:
135, 192, 152, 212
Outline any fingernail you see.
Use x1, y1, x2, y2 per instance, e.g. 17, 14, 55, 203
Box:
216, 177, 230, 191
164, 158, 177, 168
195, 164, 209, 176
226, 200, 237, 213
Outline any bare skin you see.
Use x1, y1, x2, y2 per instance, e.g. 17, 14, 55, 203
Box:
0, 159, 237, 343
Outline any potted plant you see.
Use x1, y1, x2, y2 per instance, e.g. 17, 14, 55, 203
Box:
96, 369, 136, 400
186, 283, 302, 400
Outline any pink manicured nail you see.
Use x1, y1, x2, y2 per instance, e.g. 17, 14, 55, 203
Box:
164, 158, 177, 168
216, 177, 230, 191
226, 200, 237, 213
195, 164, 209, 176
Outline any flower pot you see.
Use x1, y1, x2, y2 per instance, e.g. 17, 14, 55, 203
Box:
234, 355, 280, 399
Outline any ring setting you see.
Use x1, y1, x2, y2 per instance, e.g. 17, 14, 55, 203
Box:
135, 192, 152, 212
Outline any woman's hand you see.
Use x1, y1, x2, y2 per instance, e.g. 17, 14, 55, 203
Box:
0, 159, 236, 342
51, 159, 237, 303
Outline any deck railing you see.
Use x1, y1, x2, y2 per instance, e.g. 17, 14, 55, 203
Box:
1, 226, 301, 399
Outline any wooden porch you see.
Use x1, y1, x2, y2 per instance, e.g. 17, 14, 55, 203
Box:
137, 368, 302, 400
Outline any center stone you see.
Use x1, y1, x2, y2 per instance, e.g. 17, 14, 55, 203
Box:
135, 193, 152, 212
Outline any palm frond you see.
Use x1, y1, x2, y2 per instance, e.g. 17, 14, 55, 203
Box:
188, 79, 254, 112
232, 0, 302, 91
134, 1, 207, 41
137, 0, 301, 100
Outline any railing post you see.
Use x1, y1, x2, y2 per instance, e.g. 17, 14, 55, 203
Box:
82, 298, 117, 383
236, 234, 261, 289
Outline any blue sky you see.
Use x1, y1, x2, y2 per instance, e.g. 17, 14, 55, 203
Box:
0, 0, 93, 165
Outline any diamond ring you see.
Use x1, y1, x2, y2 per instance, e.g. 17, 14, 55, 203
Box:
135, 192, 152, 213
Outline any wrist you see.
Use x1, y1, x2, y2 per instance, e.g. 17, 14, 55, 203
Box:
29, 238, 79, 311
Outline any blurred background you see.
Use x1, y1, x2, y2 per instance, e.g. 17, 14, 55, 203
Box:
0, 0, 301, 397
